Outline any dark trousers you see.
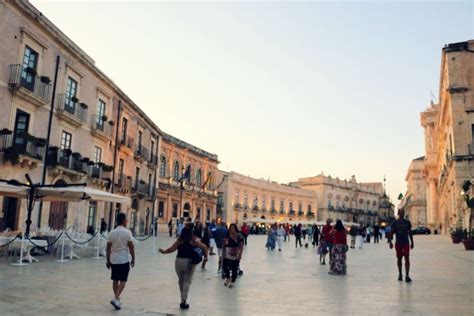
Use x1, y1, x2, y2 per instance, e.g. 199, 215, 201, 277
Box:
168, 228, 172, 237
313, 235, 319, 246
295, 236, 303, 247
223, 258, 239, 283
374, 234, 379, 243
243, 235, 248, 245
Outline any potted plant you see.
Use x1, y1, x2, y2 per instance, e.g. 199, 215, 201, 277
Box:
79, 102, 88, 109
71, 96, 79, 103
450, 227, 464, 244
40, 76, 51, 84
102, 164, 114, 172
101, 115, 108, 122
0, 128, 12, 135
72, 152, 82, 159
461, 180, 474, 250
87, 160, 95, 166
63, 148, 72, 157
3, 146, 20, 165
35, 138, 46, 147
80, 157, 90, 163
108, 120, 115, 126
25, 67, 36, 76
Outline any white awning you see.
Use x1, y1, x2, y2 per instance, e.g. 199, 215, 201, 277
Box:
0, 182, 28, 198
0, 182, 130, 205
37, 187, 131, 205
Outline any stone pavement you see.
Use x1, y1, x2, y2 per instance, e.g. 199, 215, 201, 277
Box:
0, 233, 472, 316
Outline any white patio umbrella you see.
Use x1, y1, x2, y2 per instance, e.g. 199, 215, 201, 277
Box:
37, 186, 130, 205
0, 181, 29, 198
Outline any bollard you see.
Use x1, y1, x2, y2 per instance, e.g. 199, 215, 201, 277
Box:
11, 233, 29, 267
92, 231, 102, 260
55, 232, 69, 263
148, 226, 157, 255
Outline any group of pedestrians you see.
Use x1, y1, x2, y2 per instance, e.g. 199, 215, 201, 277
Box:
104, 208, 414, 311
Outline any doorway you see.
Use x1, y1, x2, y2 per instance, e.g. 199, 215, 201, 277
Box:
183, 202, 191, 218
48, 180, 68, 230
1, 197, 20, 231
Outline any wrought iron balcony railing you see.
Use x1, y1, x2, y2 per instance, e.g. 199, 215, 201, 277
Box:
8, 64, 51, 103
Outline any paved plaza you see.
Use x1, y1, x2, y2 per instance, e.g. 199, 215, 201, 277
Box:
0, 234, 473, 316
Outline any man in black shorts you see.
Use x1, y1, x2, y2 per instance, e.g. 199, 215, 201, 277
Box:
389, 208, 414, 283
106, 213, 135, 310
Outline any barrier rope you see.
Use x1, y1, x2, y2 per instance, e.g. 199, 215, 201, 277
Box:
26, 232, 64, 249
64, 232, 98, 245
0, 234, 21, 248
132, 232, 153, 241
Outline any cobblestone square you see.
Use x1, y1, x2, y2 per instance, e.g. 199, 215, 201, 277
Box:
0, 234, 472, 316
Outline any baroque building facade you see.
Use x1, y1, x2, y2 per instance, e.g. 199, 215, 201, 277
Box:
420, 40, 474, 233
292, 174, 394, 225
0, 0, 218, 235
157, 133, 219, 224
217, 171, 318, 225
399, 157, 427, 226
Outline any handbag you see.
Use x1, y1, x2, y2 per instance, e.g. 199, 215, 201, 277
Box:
191, 247, 203, 265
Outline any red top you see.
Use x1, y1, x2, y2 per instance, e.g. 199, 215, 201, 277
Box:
322, 225, 332, 241
333, 230, 347, 245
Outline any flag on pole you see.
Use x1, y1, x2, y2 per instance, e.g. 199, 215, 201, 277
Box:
202, 172, 212, 189
180, 166, 191, 182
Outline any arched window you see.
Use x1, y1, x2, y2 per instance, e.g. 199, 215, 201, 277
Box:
159, 156, 167, 178
186, 164, 192, 183
173, 161, 179, 181
196, 169, 202, 187
207, 173, 213, 189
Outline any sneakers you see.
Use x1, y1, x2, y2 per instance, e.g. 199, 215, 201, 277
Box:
110, 299, 121, 310
405, 276, 412, 283
228, 283, 234, 289
180, 301, 189, 309
398, 275, 403, 281
224, 279, 230, 287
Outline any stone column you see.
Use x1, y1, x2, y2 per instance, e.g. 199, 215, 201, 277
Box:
428, 180, 438, 227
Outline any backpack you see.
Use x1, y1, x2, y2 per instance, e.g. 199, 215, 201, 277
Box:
191, 247, 203, 265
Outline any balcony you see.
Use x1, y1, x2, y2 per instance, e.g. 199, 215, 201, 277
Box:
133, 180, 151, 197
134, 145, 150, 162
0, 130, 46, 167
234, 202, 242, 210
119, 135, 134, 155
298, 211, 304, 216
8, 64, 51, 106
56, 94, 87, 127
289, 210, 296, 216
279, 210, 285, 215
306, 212, 315, 218
46, 148, 88, 180
88, 163, 113, 189
116, 174, 133, 193
90, 115, 114, 141
261, 208, 267, 213
148, 153, 158, 168
270, 209, 276, 214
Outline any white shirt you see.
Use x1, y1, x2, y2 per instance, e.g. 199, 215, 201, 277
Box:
277, 228, 285, 237
107, 225, 132, 264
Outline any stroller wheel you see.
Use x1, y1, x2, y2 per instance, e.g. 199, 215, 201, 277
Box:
238, 270, 244, 276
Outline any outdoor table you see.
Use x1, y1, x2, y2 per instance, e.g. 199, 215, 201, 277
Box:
1, 237, 49, 263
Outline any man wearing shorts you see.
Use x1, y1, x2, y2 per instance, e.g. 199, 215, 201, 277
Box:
389, 208, 414, 283
106, 213, 135, 310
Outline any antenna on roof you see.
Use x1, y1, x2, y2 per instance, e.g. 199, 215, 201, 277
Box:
383, 175, 387, 194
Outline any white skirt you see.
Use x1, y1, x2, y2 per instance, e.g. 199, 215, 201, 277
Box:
210, 238, 216, 248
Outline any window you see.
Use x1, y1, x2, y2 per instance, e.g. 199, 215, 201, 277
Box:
135, 167, 140, 188
94, 146, 102, 163
138, 130, 143, 148
118, 158, 124, 178
328, 199, 332, 208
13, 110, 30, 151
150, 140, 155, 156
61, 131, 72, 150
21, 46, 38, 91
243, 193, 248, 207
271, 198, 275, 211
173, 161, 180, 181
65, 77, 78, 113
148, 173, 153, 195
207, 208, 211, 220
196, 169, 202, 187
172, 203, 178, 218
253, 195, 258, 207
298, 203, 302, 212
121, 118, 128, 143
159, 156, 167, 178
289, 202, 294, 211
87, 201, 97, 234
158, 201, 164, 218
234, 191, 240, 204
308, 204, 312, 213
262, 195, 266, 209
186, 165, 192, 183
96, 99, 106, 130
280, 200, 285, 212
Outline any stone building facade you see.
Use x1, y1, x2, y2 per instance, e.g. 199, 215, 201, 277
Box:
400, 157, 427, 226
292, 174, 394, 225
0, 0, 218, 235
157, 133, 219, 224
420, 40, 474, 233
217, 171, 318, 225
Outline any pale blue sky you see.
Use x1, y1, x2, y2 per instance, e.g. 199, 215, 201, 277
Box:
31, 0, 473, 202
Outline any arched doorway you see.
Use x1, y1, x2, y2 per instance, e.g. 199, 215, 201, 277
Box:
183, 202, 191, 219
49, 180, 68, 230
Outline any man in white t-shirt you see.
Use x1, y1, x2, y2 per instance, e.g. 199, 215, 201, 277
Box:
106, 213, 135, 310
